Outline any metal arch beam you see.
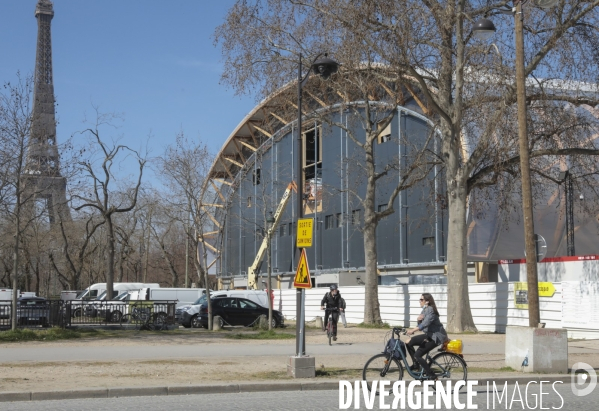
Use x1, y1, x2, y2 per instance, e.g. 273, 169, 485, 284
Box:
270, 111, 288, 124
238, 140, 257, 152
214, 178, 232, 186
224, 156, 244, 168
336, 90, 349, 102
305, 90, 328, 108
247, 123, 259, 146
249, 122, 272, 138
202, 207, 222, 228
199, 238, 218, 253
207, 258, 218, 270
404, 84, 430, 115
218, 156, 235, 180
210, 180, 226, 202
232, 139, 246, 163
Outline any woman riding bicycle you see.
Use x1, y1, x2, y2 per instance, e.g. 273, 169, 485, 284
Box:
406, 293, 448, 380
321, 285, 344, 341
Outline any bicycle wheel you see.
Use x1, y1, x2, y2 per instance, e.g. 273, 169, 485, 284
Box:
363, 353, 404, 394
328, 324, 332, 346
430, 352, 467, 390
120, 314, 132, 328
152, 313, 168, 331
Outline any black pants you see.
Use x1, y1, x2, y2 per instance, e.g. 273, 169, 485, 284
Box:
406, 334, 438, 377
324, 310, 339, 336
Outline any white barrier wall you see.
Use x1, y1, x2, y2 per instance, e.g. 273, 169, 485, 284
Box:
273, 282, 599, 339
498, 255, 599, 282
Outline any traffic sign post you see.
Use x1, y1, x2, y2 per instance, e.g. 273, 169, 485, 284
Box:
293, 249, 312, 288
296, 218, 313, 248
293, 248, 311, 359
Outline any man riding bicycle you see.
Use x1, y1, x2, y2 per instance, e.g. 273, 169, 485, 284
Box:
321, 285, 344, 341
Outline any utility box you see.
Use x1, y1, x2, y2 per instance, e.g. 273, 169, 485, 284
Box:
505, 326, 568, 373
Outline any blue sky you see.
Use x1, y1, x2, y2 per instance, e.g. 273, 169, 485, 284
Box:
0, 0, 254, 179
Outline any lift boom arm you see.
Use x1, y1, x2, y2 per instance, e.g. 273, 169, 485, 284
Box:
247, 182, 297, 289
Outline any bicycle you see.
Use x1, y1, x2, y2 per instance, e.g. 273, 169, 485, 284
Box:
120, 304, 167, 331
323, 307, 339, 345
362, 327, 467, 395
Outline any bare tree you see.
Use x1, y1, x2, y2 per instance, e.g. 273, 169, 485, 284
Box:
0, 75, 48, 329
48, 214, 104, 291
156, 133, 215, 327
72, 112, 146, 301
217, 0, 599, 330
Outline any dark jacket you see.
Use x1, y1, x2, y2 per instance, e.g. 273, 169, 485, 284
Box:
321, 291, 342, 309
417, 305, 448, 345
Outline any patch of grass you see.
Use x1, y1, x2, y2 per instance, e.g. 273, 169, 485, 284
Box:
357, 322, 391, 329
252, 371, 291, 380
499, 366, 516, 372
226, 330, 296, 340
316, 367, 362, 378
468, 366, 518, 373
0, 327, 82, 342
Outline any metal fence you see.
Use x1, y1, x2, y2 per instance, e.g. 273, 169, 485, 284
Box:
0, 300, 176, 330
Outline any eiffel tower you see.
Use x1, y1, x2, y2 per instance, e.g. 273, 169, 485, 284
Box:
22, 0, 70, 223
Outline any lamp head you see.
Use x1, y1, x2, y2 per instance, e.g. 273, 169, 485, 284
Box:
472, 18, 496, 40
311, 54, 339, 79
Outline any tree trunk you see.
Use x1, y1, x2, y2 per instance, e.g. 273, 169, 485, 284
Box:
35, 261, 41, 296
106, 216, 115, 300
446, 177, 477, 333
362, 142, 382, 324
11, 214, 20, 331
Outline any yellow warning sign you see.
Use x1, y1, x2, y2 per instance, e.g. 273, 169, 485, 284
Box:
514, 282, 556, 309
293, 248, 312, 289
296, 218, 313, 248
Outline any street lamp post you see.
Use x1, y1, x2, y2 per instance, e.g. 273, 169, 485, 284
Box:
295, 52, 339, 356
473, 0, 558, 328
266, 211, 275, 331
558, 170, 575, 256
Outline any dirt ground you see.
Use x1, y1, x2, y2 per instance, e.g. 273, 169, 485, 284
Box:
1, 326, 597, 393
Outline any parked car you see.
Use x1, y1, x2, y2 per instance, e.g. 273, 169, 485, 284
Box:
90, 291, 131, 321
176, 293, 212, 328
176, 289, 269, 328
16, 297, 50, 327
196, 296, 284, 329
210, 289, 270, 307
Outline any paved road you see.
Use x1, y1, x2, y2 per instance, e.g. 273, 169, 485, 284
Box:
1, 337, 596, 363
1, 384, 597, 411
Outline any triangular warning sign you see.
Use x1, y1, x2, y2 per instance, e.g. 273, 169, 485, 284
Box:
293, 248, 312, 289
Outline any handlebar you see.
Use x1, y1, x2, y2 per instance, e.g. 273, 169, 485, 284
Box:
393, 327, 407, 336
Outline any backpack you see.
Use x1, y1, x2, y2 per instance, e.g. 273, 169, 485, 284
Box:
385, 336, 406, 359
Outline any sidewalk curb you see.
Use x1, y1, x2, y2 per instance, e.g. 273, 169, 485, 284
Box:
0, 376, 570, 403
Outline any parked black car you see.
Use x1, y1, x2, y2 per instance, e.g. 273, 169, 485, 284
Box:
197, 297, 284, 328
16, 297, 50, 327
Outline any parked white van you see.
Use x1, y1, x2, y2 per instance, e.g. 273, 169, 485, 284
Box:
72, 283, 159, 318
134, 288, 207, 308
75, 283, 159, 301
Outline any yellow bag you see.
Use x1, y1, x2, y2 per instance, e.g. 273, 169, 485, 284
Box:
445, 339, 463, 354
